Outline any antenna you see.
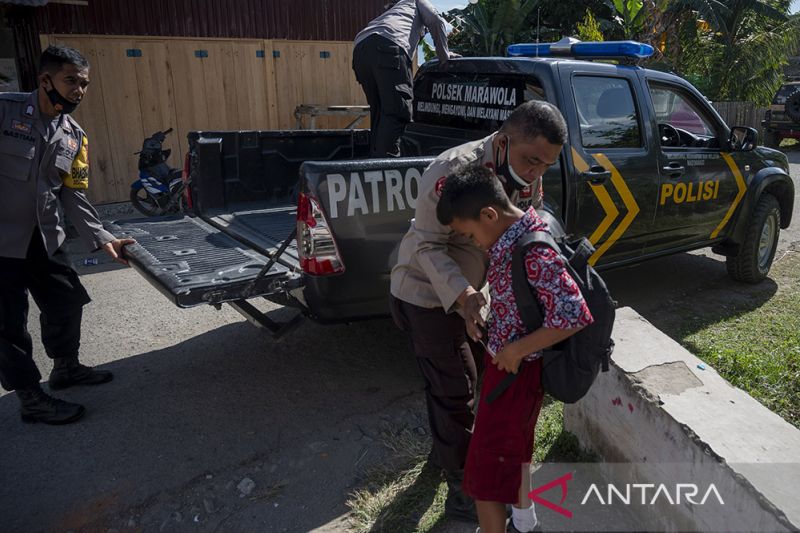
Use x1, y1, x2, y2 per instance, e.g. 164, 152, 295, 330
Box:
536, 7, 541, 57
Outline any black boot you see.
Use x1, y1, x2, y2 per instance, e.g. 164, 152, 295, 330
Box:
444, 469, 478, 522
48, 357, 113, 390
17, 384, 85, 425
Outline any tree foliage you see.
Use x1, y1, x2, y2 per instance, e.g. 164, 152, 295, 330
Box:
576, 10, 605, 42
441, 0, 799, 105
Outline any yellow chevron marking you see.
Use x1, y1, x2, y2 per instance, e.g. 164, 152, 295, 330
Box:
571, 148, 619, 246
571, 147, 590, 173
589, 154, 640, 265
711, 153, 747, 239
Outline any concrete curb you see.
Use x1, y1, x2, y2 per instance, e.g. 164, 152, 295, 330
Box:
564, 307, 800, 532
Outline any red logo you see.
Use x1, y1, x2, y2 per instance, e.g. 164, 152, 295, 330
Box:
529, 472, 573, 518
519, 185, 532, 199
435, 176, 447, 197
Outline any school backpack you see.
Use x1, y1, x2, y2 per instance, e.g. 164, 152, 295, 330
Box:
486, 231, 616, 404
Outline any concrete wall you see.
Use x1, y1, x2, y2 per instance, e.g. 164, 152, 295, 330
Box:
564, 307, 800, 532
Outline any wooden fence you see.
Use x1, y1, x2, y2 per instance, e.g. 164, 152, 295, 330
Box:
712, 101, 767, 133
40, 35, 367, 204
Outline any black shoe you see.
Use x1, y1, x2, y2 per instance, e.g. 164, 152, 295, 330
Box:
444, 470, 478, 523
17, 385, 85, 425
49, 357, 113, 390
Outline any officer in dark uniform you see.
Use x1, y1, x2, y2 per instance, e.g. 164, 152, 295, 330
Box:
352, 0, 455, 157
0, 45, 135, 425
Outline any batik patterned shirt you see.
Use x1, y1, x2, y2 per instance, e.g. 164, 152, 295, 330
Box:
486, 208, 594, 359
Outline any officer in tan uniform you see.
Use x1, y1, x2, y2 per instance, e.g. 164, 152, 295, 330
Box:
0, 45, 135, 425
388, 100, 567, 521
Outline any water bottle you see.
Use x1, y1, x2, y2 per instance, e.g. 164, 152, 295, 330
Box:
83, 258, 99, 266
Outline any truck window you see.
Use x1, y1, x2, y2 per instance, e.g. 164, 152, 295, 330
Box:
413, 72, 545, 132
647, 82, 721, 149
649, 86, 714, 136
572, 76, 641, 149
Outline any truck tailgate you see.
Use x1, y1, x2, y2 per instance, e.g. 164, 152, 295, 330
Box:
106, 215, 294, 308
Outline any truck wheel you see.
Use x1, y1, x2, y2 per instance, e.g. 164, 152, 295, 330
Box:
763, 130, 781, 148
130, 188, 164, 217
726, 194, 780, 283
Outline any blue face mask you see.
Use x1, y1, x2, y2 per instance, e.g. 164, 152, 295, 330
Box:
495, 137, 529, 192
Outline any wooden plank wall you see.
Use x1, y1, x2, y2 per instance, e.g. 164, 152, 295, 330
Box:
40, 35, 367, 204
712, 101, 768, 135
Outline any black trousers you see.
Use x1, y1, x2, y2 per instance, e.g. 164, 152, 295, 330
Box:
390, 295, 482, 473
0, 231, 90, 391
352, 34, 414, 157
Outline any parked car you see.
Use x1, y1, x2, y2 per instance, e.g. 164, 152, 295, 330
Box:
762, 79, 800, 147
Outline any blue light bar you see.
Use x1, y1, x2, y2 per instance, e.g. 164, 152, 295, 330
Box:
507, 40, 654, 59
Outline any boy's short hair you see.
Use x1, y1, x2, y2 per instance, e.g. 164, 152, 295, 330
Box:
39, 45, 89, 75
436, 164, 512, 225
500, 100, 567, 146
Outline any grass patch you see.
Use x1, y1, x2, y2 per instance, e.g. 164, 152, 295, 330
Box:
347, 399, 595, 533
680, 252, 800, 428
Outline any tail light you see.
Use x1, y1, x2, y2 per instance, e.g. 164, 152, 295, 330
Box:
297, 191, 345, 275
182, 152, 193, 210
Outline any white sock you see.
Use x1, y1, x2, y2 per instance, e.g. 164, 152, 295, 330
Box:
512, 503, 538, 532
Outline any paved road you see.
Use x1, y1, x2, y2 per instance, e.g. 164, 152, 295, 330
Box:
1, 150, 798, 533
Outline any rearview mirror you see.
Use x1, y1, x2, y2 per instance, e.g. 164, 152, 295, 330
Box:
728, 126, 758, 152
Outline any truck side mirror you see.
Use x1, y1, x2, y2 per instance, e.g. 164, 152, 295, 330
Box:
728, 126, 758, 152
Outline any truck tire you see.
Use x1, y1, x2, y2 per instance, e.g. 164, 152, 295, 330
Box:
726, 193, 780, 284
786, 91, 800, 123
763, 130, 781, 148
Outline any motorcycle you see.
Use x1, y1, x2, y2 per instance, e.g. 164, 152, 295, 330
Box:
130, 128, 188, 216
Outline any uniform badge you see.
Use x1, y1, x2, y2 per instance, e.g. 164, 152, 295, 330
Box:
11, 120, 31, 134
435, 176, 447, 197
67, 137, 78, 151
520, 185, 532, 199
24, 105, 34, 117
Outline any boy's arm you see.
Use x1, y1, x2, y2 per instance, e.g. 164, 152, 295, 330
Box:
494, 244, 593, 373
494, 325, 584, 373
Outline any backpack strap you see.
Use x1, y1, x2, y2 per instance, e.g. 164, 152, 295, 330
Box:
486, 231, 556, 405
511, 231, 555, 332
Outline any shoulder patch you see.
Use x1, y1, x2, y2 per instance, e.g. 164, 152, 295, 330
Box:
435, 176, 447, 197
62, 134, 90, 190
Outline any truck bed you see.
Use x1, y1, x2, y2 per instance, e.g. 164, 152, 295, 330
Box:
204, 205, 299, 268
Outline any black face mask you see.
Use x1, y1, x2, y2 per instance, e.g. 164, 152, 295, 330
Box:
45, 76, 79, 114
494, 138, 529, 194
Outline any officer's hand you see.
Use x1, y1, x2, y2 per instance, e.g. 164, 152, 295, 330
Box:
458, 287, 487, 341
448, 52, 462, 59
102, 238, 136, 266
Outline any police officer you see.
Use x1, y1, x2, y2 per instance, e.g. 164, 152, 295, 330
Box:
0, 45, 135, 425
352, 0, 456, 157
389, 100, 567, 521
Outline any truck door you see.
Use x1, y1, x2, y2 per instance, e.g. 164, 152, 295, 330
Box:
560, 68, 660, 267
643, 80, 737, 251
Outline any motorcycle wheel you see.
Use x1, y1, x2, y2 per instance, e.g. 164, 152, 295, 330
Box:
130, 187, 165, 216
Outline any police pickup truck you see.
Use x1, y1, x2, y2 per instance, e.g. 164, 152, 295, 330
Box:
109, 40, 794, 336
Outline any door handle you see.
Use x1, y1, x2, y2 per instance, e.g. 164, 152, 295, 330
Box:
580, 165, 611, 184
662, 163, 685, 177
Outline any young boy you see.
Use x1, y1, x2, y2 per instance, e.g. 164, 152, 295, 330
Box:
436, 164, 593, 533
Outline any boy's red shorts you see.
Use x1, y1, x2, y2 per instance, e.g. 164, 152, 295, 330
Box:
463, 354, 545, 504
